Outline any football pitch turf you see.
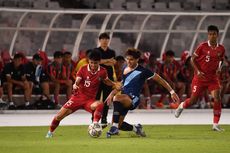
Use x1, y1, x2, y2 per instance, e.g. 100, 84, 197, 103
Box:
0, 125, 229, 153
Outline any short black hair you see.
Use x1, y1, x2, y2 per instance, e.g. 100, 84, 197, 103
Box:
165, 50, 175, 57
33, 53, 42, 61
99, 32, 110, 40
13, 53, 23, 59
208, 25, 219, 34
63, 51, 71, 56
125, 48, 141, 59
53, 51, 63, 58
88, 49, 101, 61
115, 55, 125, 61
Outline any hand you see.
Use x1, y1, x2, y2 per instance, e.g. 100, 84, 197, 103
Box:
197, 71, 205, 79
105, 94, 114, 106
73, 84, 79, 90
171, 92, 180, 103
114, 82, 122, 90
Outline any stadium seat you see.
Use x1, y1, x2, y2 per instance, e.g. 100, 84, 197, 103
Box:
215, 0, 230, 10
139, 0, 153, 10
200, 0, 214, 11
126, 2, 139, 10
153, 2, 167, 11
168, 2, 182, 11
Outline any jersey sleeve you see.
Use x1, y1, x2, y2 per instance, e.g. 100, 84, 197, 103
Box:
76, 67, 84, 79
194, 43, 203, 57
143, 68, 155, 80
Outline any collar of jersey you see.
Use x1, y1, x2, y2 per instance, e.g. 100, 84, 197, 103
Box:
87, 64, 100, 74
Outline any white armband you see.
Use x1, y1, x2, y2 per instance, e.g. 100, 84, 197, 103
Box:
170, 90, 175, 95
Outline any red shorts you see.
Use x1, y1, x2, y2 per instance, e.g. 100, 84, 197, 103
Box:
63, 94, 95, 113
191, 76, 220, 96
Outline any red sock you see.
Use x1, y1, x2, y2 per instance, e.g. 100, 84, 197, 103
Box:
183, 98, 191, 108
50, 117, 60, 132
93, 103, 104, 122
213, 101, 221, 124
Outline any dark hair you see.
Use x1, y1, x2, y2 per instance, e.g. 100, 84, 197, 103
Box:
85, 49, 92, 56
165, 50, 175, 57
63, 51, 71, 56
53, 51, 63, 58
208, 25, 219, 34
115, 55, 125, 61
13, 53, 23, 59
125, 48, 141, 59
99, 32, 110, 40
88, 49, 101, 61
33, 53, 42, 61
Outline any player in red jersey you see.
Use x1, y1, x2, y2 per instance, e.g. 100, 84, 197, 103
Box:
46, 50, 121, 138
175, 25, 226, 131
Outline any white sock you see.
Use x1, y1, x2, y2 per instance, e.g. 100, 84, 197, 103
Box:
133, 125, 137, 132
112, 123, 118, 128
180, 102, 184, 109
9, 102, 14, 105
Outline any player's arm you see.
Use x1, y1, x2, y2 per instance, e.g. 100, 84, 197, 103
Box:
191, 47, 206, 79
105, 89, 119, 105
152, 73, 180, 103
100, 58, 116, 66
73, 76, 81, 90
102, 77, 122, 90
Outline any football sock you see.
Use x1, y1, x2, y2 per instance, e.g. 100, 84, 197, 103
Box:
183, 98, 191, 108
50, 117, 60, 132
213, 101, 221, 124
119, 122, 133, 131
93, 103, 104, 122
112, 101, 123, 123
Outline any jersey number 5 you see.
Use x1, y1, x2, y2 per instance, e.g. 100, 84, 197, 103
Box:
193, 85, 197, 93
205, 55, 210, 62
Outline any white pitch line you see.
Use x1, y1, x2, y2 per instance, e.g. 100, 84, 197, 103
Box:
0, 109, 229, 126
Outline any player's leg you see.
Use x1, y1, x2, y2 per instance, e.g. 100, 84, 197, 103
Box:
88, 101, 104, 123
46, 106, 73, 138
209, 81, 224, 131
101, 84, 113, 126
23, 81, 32, 107
175, 78, 203, 118
119, 115, 146, 137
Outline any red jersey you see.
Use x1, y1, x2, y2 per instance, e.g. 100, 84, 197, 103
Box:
194, 41, 225, 80
74, 64, 108, 99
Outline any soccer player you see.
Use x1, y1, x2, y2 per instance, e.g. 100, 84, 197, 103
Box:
106, 48, 180, 137
174, 25, 226, 131
46, 50, 121, 138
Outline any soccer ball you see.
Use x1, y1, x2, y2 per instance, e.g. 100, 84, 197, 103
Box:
88, 123, 102, 138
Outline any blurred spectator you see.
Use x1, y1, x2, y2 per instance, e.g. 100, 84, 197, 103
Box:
219, 56, 230, 108
178, 51, 193, 98
72, 49, 92, 80
157, 50, 185, 109
2, 53, 32, 109
146, 54, 162, 107
47, 51, 72, 107
0, 55, 7, 108
95, 32, 116, 126
37, 50, 50, 71
63, 51, 75, 82
24, 53, 51, 101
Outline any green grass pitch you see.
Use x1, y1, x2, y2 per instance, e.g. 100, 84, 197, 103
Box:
0, 125, 229, 153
